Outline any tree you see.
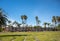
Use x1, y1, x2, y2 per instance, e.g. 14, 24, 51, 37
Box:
35, 16, 38, 26
57, 24, 60, 30
56, 16, 60, 30
35, 16, 40, 26
0, 8, 8, 32
21, 15, 28, 27
47, 23, 50, 28
47, 23, 51, 31
44, 22, 47, 28
52, 16, 57, 28
8, 20, 11, 26
8, 20, 11, 24
43, 22, 47, 31
56, 16, 60, 24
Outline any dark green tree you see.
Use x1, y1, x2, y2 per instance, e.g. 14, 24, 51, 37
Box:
44, 22, 47, 28
47, 23, 50, 28
0, 8, 8, 32
52, 16, 57, 28
56, 16, 60, 30
35, 16, 40, 26
21, 15, 28, 27
56, 16, 60, 24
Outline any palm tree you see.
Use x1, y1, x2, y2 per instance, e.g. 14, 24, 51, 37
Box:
35, 16, 38, 26
0, 8, 8, 32
52, 16, 57, 28
35, 16, 40, 26
47, 23, 50, 28
44, 22, 47, 28
43, 22, 47, 31
56, 16, 60, 24
47, 23, 50, 31
56, 16, 60, 30
21, 15, 28, 27
21, 15, 28, 31
35, 16, 40, 31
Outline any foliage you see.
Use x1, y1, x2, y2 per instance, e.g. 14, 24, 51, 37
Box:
21, 15, 28, 24
0, 8, 8, 32
52, 16, 60, 27
35, 16, 40, 26
34, 26, 41, 29
43, 22, 47, 28
57, 24, 60, 30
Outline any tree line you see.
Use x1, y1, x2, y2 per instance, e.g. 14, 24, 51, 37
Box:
0, 8, 60, 32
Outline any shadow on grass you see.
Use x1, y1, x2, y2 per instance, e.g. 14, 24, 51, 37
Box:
0, 34, 28, 37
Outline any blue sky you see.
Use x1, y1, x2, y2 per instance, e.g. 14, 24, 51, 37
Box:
0, 0, 60, 26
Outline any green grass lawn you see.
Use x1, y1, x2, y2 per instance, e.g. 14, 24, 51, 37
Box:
0, 31, 60, 41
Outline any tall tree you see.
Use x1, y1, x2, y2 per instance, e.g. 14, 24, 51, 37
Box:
35, 16, 38, 26
0, 8, 8, 32
52, 16, 57, 28
35, 16, 40, 26
56, 16, 60, 24
21, 15, 28, 27
47, 23, 50, 31
44, 22, 47, 28
47, 23, 50, 28
56, 16, 60, 30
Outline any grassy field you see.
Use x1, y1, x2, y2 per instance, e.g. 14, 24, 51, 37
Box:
0, 31, 60, 41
